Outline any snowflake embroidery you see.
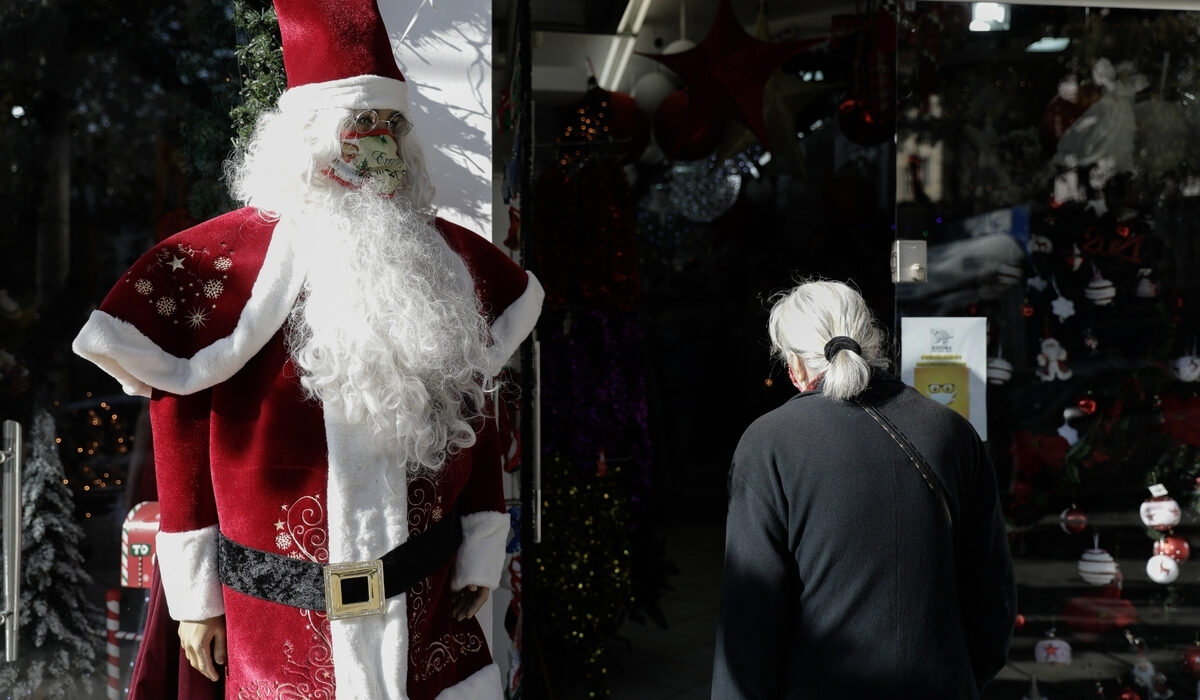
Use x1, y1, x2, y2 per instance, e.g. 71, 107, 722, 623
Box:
155, 297, 177, 317
186, 308, 209, 329
276, 532, 292, 551
213, 256, 233, 271
134, 279, 153, 296
204, 279, 225, 299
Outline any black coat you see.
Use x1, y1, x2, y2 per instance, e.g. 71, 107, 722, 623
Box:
712, 372, 1015, 699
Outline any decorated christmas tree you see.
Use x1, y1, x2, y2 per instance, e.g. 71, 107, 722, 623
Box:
0, 412, 101, 698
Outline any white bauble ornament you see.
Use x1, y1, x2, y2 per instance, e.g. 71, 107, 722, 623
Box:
1078, 536, 1118, 585
1147, 553, 1181, 584
1140, 485, 1182, 532
632, 72, 676, 116
1035, 630, 1072, 665
1085, 272, 1117, 305
987, 357, 1012, 385
1174, 354, 1200, 383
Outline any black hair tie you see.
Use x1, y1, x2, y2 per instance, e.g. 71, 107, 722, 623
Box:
824, 336, 861, 362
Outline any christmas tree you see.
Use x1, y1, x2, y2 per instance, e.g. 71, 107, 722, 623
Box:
0, 411, 101, 698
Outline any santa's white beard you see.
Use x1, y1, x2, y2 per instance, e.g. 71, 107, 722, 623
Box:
284, 189, 492, 471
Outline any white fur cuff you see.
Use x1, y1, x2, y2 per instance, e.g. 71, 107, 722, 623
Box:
485, 272, 545, 375
450, 512, 509, 592
277, 75, 410, 113
156, 526, 225, 621
434, 662, 502, 700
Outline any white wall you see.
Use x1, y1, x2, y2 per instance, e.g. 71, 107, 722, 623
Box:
381, 0, 493, 236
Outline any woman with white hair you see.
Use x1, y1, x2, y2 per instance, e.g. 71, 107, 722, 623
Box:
712, 279, 1015, 699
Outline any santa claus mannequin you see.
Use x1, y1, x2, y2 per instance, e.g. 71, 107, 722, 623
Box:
72, 0, 543, 698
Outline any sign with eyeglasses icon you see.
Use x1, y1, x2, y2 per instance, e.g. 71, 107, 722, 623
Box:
900, 317, 988, 440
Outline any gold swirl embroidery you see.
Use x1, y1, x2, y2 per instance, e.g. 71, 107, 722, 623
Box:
412, 632, 485, 681
238, 497, 335, 698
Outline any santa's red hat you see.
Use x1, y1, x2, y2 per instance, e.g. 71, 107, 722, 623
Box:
273, 0, 408, 113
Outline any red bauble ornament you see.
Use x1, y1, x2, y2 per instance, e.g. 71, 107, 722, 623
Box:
837, 97, 890, 146
1154, 535, 1191, 562
653, 90, 725, 161
1119, 689, 1142, 700
1059, 506, 1088, 535
1078, 398, 1098, 415
602, 90, 650, 163
1182, 643, 1200, 677
1015, 613, 1026, 629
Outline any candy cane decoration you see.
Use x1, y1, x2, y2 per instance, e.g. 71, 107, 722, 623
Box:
105, 588, 120, 700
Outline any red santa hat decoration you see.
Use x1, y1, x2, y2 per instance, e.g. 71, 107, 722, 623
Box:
274, 0, 409, 113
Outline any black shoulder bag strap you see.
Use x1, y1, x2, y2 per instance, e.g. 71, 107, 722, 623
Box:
853, 398, 954, 532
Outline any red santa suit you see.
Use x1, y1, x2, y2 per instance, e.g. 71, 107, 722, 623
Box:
73, 207, 543, 699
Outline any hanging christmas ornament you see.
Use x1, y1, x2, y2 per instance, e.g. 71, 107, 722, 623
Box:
1181, 642, 1200, 678
1037, 337, 1074, 382
1050, 277, 1076, 322
1078, 535, 1119, 585
1140, 484, 1182, 532
1085, 269, 1117, 306
1060, 505, 1089, 534
1147, 553, 1181, 584
1154, 535, 1191, 562
1079, 398, 1098, 415
1135, 268, 1159, 299
1083, 328, 1100, 352
667, 156, 743, 223
987, 355, 1013, 386
632, 71, 677, 116
1035, 628, 1073, 665
1174, 345, 1200, 383
1117, 688, 1142, 700
1027, 275, 1049, 293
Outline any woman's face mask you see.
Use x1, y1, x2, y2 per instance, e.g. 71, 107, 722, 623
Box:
329, 128, 408, 196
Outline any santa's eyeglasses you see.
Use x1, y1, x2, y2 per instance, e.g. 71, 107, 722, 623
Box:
350, 109, 412, 137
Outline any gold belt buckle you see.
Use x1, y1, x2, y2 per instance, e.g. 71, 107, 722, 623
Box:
324, 560, 385, 620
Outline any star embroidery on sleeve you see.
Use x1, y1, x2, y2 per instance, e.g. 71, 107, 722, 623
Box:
275, 520, 286, 531
169, 256, 185, 271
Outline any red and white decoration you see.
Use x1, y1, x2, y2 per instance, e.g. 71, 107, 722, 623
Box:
120, 501, 160, 589
1146, 553, 1180, 584
1078, 536, 1118, 585
1139, 484, 1181, 533
1034, 629, 1072, 665
987, 355, 1012, 386
1084, 269, 1117, 305
1153, 535, 1190, 562
1037, 337, 1073, 382
1059, 506, 1088, 535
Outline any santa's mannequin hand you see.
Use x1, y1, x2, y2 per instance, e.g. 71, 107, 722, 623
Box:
179, 616, 227, 682
452, 585, 490, 621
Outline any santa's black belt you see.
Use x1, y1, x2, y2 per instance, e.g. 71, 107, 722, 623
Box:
216, 508, 461, 621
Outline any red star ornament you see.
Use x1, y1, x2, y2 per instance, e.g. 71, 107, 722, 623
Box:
641, 0, 821, 149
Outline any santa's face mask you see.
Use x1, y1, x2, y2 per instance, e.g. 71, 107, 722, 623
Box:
329, 128, 408, 196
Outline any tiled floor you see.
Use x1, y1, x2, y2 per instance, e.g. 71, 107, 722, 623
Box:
605, 524, 725, 699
